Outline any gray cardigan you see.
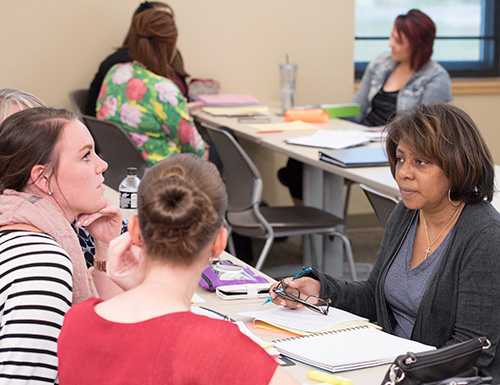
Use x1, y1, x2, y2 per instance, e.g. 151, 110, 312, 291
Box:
311, 201, 500, 380
353, 52, 452, 123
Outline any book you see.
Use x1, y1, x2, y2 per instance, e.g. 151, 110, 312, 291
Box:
321, 103, 360, 119
237, 306, 371, 336
195, 94, 260, 107
202, 106, 270, 117
319, 147, 389, 168
273, 325, 435, 373
292, 103, 360, 119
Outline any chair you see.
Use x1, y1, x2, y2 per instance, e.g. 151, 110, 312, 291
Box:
69, 89, 89, 115
204, 124, 357, 280
359, 184, 399, 228
82, 115, 147, 191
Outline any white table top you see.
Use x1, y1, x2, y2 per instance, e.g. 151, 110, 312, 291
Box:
194, 106, 500, 207
193, 252, 390, 385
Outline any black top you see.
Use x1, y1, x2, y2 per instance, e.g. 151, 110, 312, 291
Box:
361, 88, 398, 127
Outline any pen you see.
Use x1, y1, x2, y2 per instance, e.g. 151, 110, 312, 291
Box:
292, 267, 312, 281
198, 306, 236, 322
257, 130, 283, 134
262, 295, 273, 305
307, 370, 353, 385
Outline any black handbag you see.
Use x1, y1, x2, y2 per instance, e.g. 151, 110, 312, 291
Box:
381, 336, 491, 385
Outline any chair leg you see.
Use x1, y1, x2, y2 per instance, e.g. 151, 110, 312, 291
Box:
227, 235, 236, 257
339, 232, 357, 281
327, 232, 357, 281
344, 182, 352, 219
223, 218, 237, 257
308, 235, 320, 269
255, 236, 274, 271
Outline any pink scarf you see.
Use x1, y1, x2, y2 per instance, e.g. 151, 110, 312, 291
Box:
0, 189, 98, 304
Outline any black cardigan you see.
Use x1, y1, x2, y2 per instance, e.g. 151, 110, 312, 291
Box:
310, 201, 500, 380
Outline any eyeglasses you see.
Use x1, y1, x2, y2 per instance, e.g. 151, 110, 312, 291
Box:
272, 280, 331, 316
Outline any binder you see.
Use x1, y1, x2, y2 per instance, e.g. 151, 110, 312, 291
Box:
273, 325, 435, 373
319, 147, 389, 168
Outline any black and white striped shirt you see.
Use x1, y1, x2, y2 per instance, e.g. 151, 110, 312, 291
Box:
0, 230, 73, 384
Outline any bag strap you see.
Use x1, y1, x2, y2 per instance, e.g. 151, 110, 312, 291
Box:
384, 364, 406, 385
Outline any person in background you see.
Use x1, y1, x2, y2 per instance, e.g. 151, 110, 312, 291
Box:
85, 1, 196, 116
278, 9, 451, 205
0, 107, 125, 383
57, 153, 298, 385
96, 8, 207, 168
354, 8, 451, 126
0, 87, 47, 122
271, 103, 500, 381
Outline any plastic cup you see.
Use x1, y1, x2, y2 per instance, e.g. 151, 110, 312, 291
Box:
279, 63, 297, 112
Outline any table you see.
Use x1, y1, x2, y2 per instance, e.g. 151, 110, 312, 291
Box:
193, 251, 390, 384
103, 185, 390, 383
193, 106, 500, 276
192, 107, 396, 277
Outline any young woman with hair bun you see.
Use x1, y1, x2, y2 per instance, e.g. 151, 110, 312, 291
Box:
58, 154, 299, 385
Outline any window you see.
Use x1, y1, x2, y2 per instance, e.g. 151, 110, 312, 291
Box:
354, 0, 500, 78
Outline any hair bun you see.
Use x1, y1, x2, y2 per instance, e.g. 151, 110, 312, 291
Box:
142, 174, 217, 242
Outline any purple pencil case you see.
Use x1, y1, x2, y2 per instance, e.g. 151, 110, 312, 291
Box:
199, 260, 269, 292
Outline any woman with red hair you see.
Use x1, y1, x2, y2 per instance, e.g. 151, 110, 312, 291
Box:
278, 9, 451, 205
354, 9, 451, 126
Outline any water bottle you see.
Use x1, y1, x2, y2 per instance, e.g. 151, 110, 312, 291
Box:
119, 167, 141, 218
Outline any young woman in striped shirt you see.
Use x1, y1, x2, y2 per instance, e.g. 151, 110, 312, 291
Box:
0, 108, 123, 383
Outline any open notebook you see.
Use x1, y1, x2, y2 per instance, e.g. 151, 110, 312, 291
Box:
237, 306, 374, 336
273, 325, 435, 373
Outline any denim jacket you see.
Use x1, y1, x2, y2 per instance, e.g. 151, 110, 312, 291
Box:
353, 52, 452, 124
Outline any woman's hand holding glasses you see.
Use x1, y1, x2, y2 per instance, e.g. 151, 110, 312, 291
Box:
269, 277, 328, 315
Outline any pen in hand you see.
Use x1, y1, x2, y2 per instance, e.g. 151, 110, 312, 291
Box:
292, 267, 312, 281
262, 267, 312, 305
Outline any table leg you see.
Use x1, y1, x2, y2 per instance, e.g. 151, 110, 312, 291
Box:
303, 164, 345, 278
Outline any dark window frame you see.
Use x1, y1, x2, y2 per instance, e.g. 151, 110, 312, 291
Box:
354, 0, 500, 79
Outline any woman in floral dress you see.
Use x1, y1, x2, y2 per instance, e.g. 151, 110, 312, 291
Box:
96, 8, 205, 167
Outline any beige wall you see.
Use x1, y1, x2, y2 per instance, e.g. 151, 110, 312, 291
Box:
2, 1, 499, 216
1, 0, 354, 107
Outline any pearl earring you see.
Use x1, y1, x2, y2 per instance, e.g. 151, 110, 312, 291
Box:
48, 190, 53, 195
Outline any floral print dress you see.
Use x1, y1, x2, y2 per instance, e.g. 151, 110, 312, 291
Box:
96, 62, 205, 166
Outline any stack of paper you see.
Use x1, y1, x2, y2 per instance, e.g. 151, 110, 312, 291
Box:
237, 306, 371, 335
202, 105, 270, 117
286, 129, 385, 149
195, 94, 260, 107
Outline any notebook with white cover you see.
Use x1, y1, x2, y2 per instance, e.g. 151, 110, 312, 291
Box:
273, 325, 435, 373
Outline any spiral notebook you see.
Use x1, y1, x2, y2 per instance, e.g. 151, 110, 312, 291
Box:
273, 325, 435, 373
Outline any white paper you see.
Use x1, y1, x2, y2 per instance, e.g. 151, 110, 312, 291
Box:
286, 129, 385, 149
237, 305, 367, 333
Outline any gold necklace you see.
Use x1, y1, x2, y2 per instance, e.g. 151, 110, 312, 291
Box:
421, 204, 462, 260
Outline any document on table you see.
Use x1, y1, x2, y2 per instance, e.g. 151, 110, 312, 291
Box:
237, 305, 370, 335
247, 120, 318, 133
286, 129, 386, 149
202, 106, 270, 116
196, 94, 260, 107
